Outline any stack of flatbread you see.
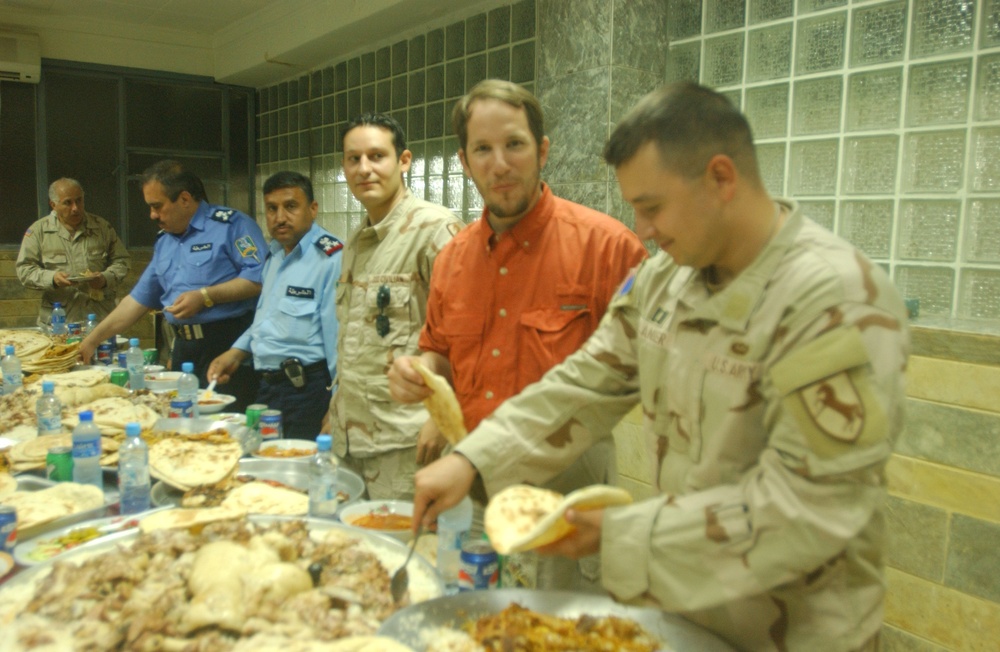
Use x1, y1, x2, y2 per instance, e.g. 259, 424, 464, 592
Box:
0, 329, 51, 363
484, 484, 634, 554
149, 430, 242, 491
0, 482, 105, 532
21, 341, 81, 375
61, 396, 160, 437
7, 433, 121, 472
412, 359, 467, 445
0, 449, 16, 498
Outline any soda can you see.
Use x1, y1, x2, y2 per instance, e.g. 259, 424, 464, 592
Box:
458, 537, 499, 591
0, 505, 16, 554
143, 348, 159, 365
96, 342, 114, 365
259, 409, 282, 442
46, 446, 74, 482
110, 369, 129, 387
169, 399, 194, 419
67, 322, 82, 336
245, 404, 267, 429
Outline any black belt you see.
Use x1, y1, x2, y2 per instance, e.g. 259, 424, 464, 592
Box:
258, 360, 327, 384
172, 315, 250, 341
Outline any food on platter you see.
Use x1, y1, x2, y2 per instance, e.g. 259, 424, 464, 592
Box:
229, 635, 413, 651
61, 396, 160, 436
8, 433, 120, 472
220, 481, 310, 515
254, 438, 318, 459
195, 392, 236, 414
412, 359, 467, 445
0, 517, 441, 650
0, 482, 104, 531
21, 341, 81, 375
16, 515, 143, 564
348, 511, 413, 531
32, 367, 111, 388
0, 329, 51, 360
138, 505, 247, 532
484, 484, 633, 554
67, 270, 102, 283
340, 501, 415, 543
148, 429, 242, 490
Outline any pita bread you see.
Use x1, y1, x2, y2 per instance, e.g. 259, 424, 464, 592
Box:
220, 481, 309, 516
484, 484, 633, 554
412, 359, 467, 445
139, 505, 246, 533
62, 397, 159, 434
0, 482, 105, 531
55, 383, 129, 408
42, 368, 110, 389
0, 473, 16, 498
0, 329, 50, 360
230, 635, 412, 652
149, 436, 242, 491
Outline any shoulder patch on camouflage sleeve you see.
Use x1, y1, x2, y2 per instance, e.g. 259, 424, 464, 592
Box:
316, 235, 344, 256
212, 209, 235, 222
23, 228, 32, 238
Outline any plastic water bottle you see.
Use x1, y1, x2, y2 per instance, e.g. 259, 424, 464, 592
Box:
309, 435, 339, 518
72, 410, 103, 489
437, 496, 473, 593
50, 302, 67, 336
118, 422, 150, 514
36, 380, 62, 436
85, 313, 98, 336
178, 361, 200, 418
1, 345, 22, 396
126, 338, 145, 391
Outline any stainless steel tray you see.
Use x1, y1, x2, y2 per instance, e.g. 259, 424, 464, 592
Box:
377, 588, 735, 651
13, 476, 116, 540
150, 459, 365, 511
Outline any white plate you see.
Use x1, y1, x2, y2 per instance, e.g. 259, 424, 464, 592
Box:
211, 412, 246, 425
195, 392, 236, 414
13, 508, 169, 566
144, 371, 182, 392
251, 438, 318, 460
339, 499, 415, 543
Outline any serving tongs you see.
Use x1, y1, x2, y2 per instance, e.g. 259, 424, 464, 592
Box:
390, 523, 426, 602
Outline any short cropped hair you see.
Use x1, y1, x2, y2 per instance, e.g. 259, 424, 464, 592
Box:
263, 171, 314, 203
48, 178, 83, 203
452, 80, 544, 152
342, 112, 407, 157
604, 83, 762, 186
140, 160, 208, 202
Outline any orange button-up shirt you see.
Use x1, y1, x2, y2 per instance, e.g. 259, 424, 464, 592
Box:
420, 183, 648, 431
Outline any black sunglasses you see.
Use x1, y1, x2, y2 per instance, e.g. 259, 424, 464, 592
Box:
376, 284, 390, 337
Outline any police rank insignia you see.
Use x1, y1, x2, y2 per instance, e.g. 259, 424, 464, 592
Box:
286, 286, 315, 299
212, 209, 235, 222
235, 235, 261, 262
317, 235, 344, 256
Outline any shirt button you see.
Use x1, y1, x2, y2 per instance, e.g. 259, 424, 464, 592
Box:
523, 241, 529, 247
492, 348, 500, 357
485, 391, 494, 399
499, 308, 507, 317
499, 267, 508, 275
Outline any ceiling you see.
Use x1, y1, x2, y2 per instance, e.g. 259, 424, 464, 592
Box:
0, 0, 505, 87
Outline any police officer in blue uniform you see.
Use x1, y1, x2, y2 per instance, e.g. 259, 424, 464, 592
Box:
208, 171, 342, 440
80, 160, 265, 410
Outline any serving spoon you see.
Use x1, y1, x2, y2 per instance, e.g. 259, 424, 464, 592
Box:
203, 378, 218, 398
390, 522, 425, 602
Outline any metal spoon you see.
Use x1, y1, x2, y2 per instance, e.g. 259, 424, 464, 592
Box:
390, 523, 425, 603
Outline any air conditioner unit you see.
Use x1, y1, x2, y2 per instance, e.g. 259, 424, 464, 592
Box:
0, 31, 41, 84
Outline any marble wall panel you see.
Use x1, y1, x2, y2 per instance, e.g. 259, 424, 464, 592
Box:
548, 182, 610, 216
539, 67, 611, 184
610, 66, 660, 126
885, 495, 948, 582
537, 0, 611, 79
611, 0, 667, 76
945, 514, 1000, 602
897, 398, 1000, 478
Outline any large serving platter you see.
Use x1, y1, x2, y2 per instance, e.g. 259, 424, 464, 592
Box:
378, 588, 735, 652
12, 475, 115, 541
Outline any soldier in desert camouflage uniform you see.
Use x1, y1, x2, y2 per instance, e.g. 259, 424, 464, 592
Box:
411, 83, 909, 651
326, 112, 463, 500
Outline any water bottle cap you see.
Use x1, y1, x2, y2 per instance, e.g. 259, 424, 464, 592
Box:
125, 422, 141, 437
42, 380, 55, 392
78, 410, 94, 421
316, 434, 332, 451
53, 302, 62, 309
129, 338, 140, 347
88, 313, 96, 320
182, 362, 194, 373
4, 345, 13, 355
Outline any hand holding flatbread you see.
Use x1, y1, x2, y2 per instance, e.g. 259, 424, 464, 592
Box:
411, 359, 467, 446
484, 484, 633, 554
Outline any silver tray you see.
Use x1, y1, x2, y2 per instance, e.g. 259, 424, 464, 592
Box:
377, 588, 735, 651
13, 476, 116, 540
150, 459, 365, 512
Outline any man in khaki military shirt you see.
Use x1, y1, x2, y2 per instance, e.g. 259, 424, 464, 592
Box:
412, 84, 909, 651
16, 178, 131, 327
325, 112, 463, 500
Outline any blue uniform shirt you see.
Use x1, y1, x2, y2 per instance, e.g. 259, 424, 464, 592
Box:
232, 222, 342, 379
130, 202, 266, 324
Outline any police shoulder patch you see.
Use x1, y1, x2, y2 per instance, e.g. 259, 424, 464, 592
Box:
212, 209, 235, 222
316, 235, 344, 256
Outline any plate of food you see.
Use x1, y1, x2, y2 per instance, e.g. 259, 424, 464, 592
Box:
0, 476, 113, 540
251, 438, 318, 459
339, 499, 414, 543
195, 392, 236, 414
378, 588, 735, 651
144, 371, 182, 392
66, 271, 102, 283
0, 514, 443, 649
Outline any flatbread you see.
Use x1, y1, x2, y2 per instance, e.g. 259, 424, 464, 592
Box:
0, 473, 16, 498
412, 359, 467, 445
62, 396, 159, 434
220, 482, 309, 516
139, 505, 247, 533
0, 482, 104, 531
40, 368, 110, 389
0, 329, 51, 360
484, 484, 634, 554
149, 436, 242, 491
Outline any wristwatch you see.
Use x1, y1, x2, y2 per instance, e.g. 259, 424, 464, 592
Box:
200, 287, 214, 307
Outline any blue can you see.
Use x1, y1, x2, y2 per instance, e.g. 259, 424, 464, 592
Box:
117, 352, 128, 368
96, 342, 114, 366
67, 322, 82, 336
169, 399, 194, 419
458, 538, 499, 591
0, 505, 16, 554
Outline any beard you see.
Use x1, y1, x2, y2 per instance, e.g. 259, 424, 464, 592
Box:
486, 196, 533, 219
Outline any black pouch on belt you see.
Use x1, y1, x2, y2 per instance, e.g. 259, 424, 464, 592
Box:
281, 357, 306, 388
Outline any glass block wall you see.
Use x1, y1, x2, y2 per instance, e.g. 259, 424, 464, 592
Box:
667, 0, 1000, 324
255, 1, 537, 239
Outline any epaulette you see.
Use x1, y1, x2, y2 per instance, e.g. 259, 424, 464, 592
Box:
211, 209, 235, 222
316, 235, 344, 256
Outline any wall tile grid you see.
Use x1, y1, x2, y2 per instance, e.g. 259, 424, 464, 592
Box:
253, 1, 537, 239
667, 0, 1000, 323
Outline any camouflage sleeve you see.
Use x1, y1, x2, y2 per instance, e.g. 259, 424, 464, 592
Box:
417, 213, 464, 285
455, 269, 643, 496
15, 222, 55, 290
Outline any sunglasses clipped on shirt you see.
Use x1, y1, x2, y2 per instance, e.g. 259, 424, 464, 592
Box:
376, 284, 390, 337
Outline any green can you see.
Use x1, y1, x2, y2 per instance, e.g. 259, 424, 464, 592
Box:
143, 348, 159, 365
46, 446, 73, 482
110, 369, 129, 387
245, 403, 267, 429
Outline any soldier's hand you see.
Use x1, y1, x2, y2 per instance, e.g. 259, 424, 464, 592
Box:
164, 290, 204, 319
416, 419, 448, 465
412, 453, 476, 533
52, 271, 72, 288
388, 355, 432, 404
535, 508, 604, 560
86, 274, 107, 289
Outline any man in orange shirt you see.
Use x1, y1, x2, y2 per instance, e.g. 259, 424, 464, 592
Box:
388, 80, 647, 590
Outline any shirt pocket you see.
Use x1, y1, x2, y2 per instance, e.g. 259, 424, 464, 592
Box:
363, 281, 414, 347
437, 312, 485, 401
274, 295, 316, 341
86, 247, 107, 272
517, 301, 593, 388
44, 253, 68, 270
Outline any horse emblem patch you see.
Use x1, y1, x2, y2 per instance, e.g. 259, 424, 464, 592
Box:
799, 371, 865, 442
